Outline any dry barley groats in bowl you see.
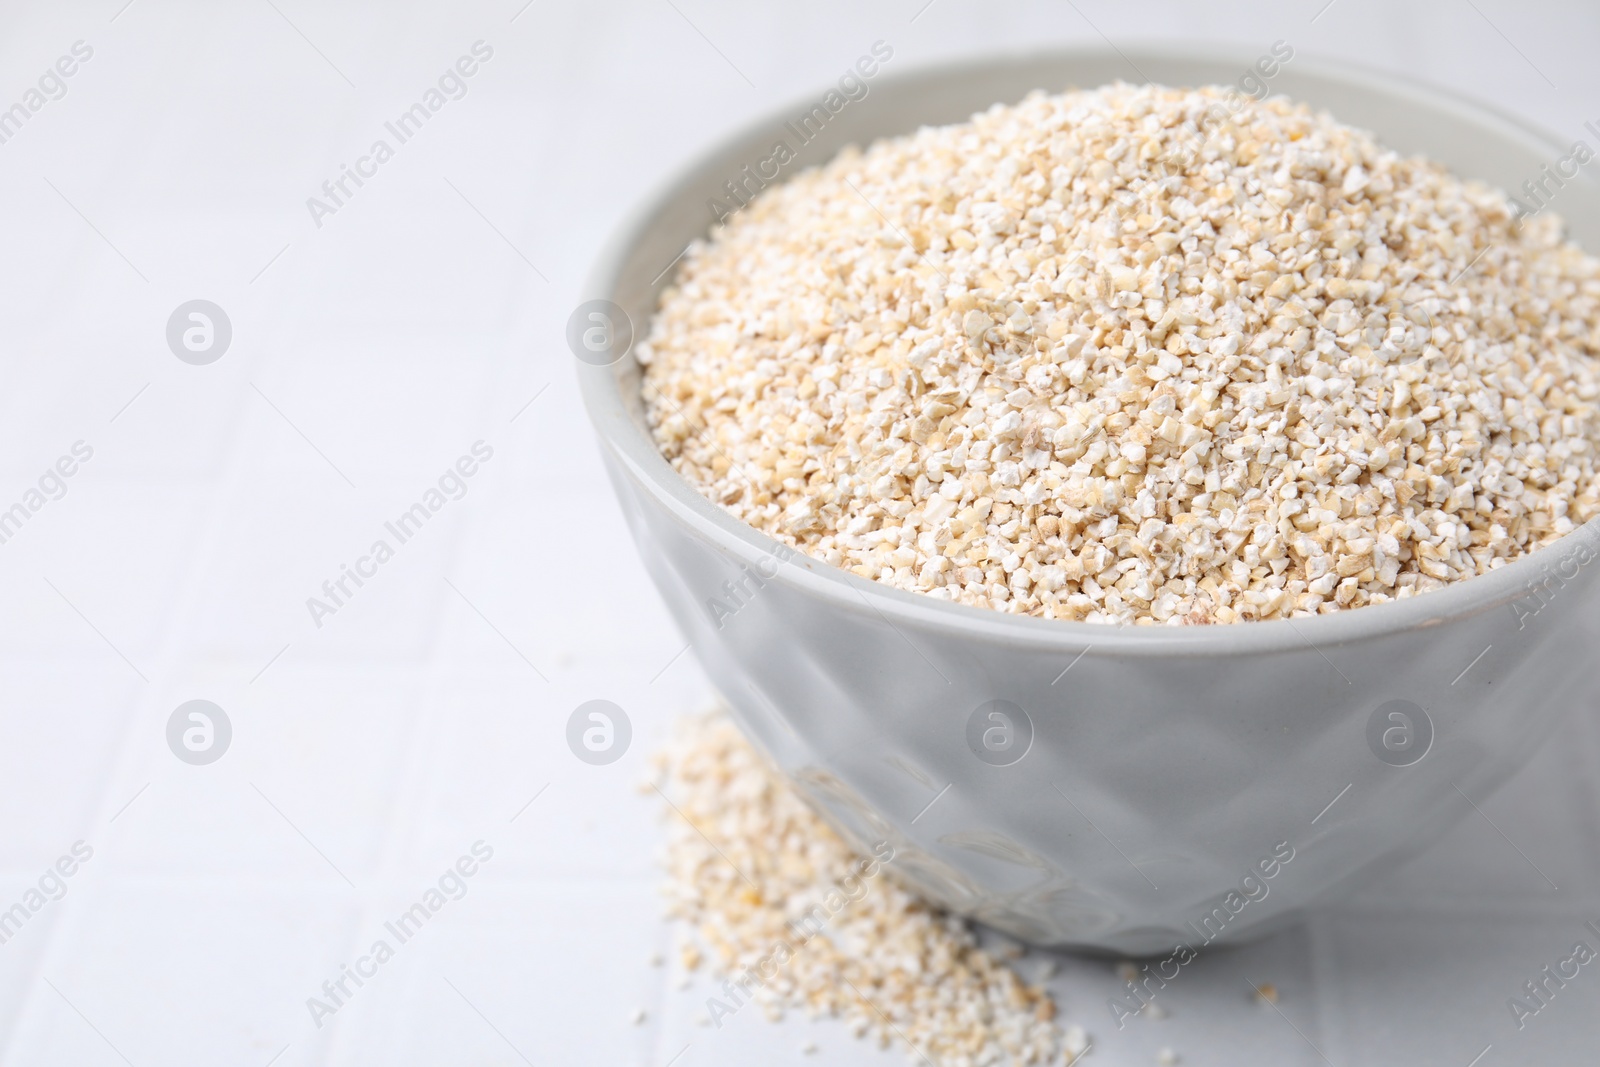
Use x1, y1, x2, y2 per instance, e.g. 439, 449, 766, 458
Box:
638, 83, 1600, 625
583, 52, 1600, 954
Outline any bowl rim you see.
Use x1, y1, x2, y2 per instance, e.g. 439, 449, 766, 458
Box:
577, 42, 1600, 658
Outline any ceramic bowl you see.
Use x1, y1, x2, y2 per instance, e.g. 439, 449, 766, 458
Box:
577, 46, 1600, 953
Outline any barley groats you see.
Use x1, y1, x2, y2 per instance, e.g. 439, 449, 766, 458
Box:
639, 84, 1600, 624
654, 713, 1087, 1064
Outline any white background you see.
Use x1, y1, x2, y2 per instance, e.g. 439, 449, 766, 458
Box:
0, 1, 1597, 1064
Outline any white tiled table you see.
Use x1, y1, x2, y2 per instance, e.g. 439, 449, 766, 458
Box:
1, 1, 1597, 1063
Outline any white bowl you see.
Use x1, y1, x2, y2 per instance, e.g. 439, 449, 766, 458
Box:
578, 46, 1600, 953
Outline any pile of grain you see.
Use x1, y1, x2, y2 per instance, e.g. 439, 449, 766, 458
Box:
639, 84, 1600, 623
653, 712, 1088, 1064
